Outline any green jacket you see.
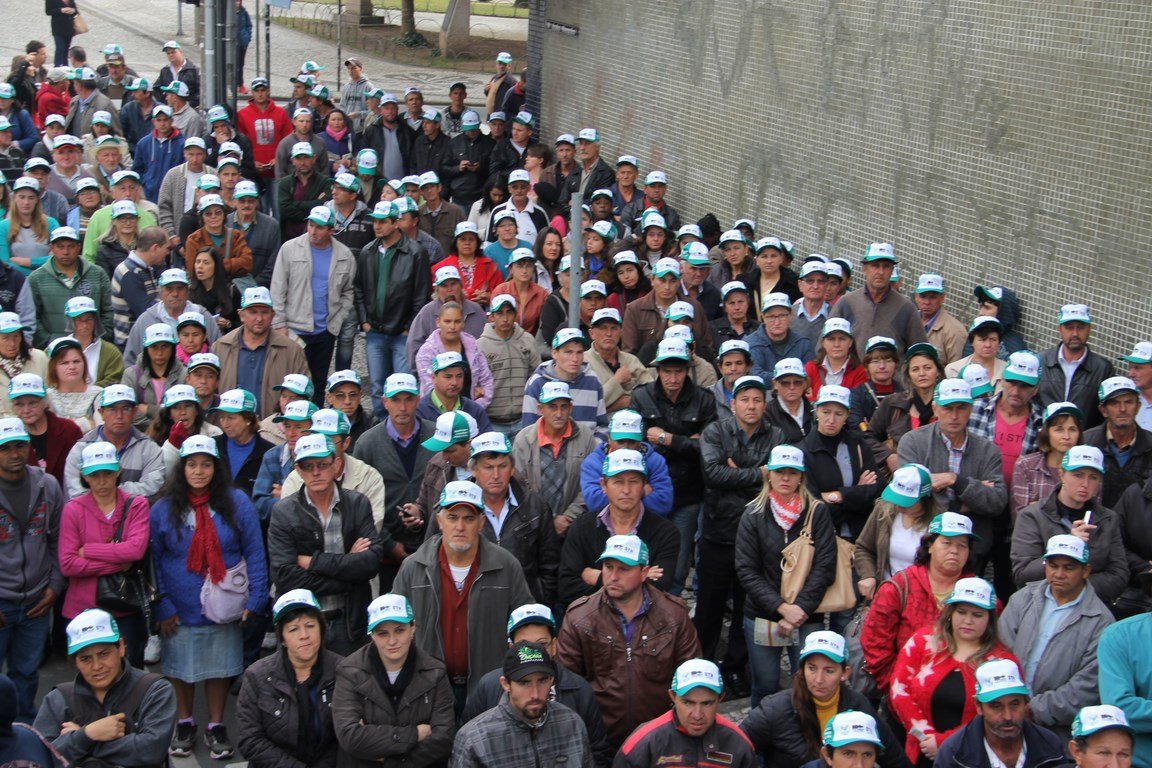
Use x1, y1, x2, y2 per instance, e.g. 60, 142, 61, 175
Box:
81, 203, 160, 262
91, 339, 125, 387
28, 258, 113, 347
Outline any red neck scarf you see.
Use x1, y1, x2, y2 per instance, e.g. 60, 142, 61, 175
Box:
185, 491, 225, 584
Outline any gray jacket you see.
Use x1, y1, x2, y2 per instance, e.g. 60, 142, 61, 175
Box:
270, 232, 357, 335
511, 419, 597, 521
0, 466, 65, 603
451, 697, 593, 768
896, 422, 1007, 556
157, 161, 218, 234
998, 579, 1114, 742
228, 210, 282, 287
392, 535, 534, 693
122, 299, 220, 367
1010, 490, 1129, 603
65, 427, 166, 500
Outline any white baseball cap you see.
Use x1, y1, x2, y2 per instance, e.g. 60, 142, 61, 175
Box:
1002, 351, 1041, 387
1071, 705, 1134, 739
946, 577, 996, 610
179, 434, 220, 459
539, 380, 574, 404
1058, 303, 1091, 325
664, 301, 694, 321
935, 378, 974, 406
79, 441, 120, 475
773, 357, 806, 380
766, 445, 805, 472
882, 465, 928, 508
590, 307, 622, 326
434, 265, 462, 285
671, 659, 722, 696
469, 431, 511, 458
760, 292, 792, 313
439, 479, 484, 511
821, 318, 853, 338
489, 294, 517, 313
798, 631, 846, 664
1044, 533, 1089, 564
1122, 341, 1152, 365
272, 589, 322, 623
384, 373, 419, 398
66, 609, 120, 655
929, 511, 979, 540
367, 594, 413, 631
608, 410, 643, 441
1062, 445, 1105, 474
823, 711, 883, 749
814, 385, 851, 410
915, 273, 945, 294
974, 658, 1030, 702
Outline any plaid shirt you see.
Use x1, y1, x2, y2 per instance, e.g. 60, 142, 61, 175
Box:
968, 393, 1043, 456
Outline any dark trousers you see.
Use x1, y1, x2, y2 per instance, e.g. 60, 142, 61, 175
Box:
692, 537, 748, 673
300, 331, 336, 405
53, 34, 73, 67
116, 612, 149, 669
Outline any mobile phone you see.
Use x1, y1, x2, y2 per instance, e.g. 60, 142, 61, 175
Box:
1082, 510, 1092, 526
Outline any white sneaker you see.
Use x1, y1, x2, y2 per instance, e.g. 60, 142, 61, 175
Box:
262, 631, 277, 650
144, 635, 161, 665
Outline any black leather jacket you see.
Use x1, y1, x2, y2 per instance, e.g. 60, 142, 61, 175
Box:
630, 378, 718, 506
354, 233, 431, 335
699, 417, 786, 546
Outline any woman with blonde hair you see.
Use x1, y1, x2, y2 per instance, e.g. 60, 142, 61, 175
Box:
735, 444, 838, 708
0, 176, 57, 274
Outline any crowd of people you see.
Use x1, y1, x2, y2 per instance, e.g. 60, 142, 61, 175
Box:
0, 35, 1148, 768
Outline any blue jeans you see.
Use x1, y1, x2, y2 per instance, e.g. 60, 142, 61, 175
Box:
667, 502, 701, 596
364, 331, 410, 419
743, 617, 823, 709
0, 600, 51, 721
334, 315, 358, 372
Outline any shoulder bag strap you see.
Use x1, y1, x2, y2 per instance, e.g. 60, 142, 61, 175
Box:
109, 495, 135, 543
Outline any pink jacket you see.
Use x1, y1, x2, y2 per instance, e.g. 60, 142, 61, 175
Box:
58, 490, 152, 619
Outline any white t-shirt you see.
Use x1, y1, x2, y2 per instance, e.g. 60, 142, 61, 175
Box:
449, 564, 471, 591
886, 516, 923, 578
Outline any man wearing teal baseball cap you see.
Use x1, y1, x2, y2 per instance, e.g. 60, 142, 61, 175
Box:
897, 378, 1007, 566
579, 408, 674, 517
933, 658, 1065, 768
556, 532, 701, 749
1037, 303, 1115, 431
267, 432, 385, 655
1082, 375, 1152, 508
818, 710, 886, 768
63, 384, 165, 499
829, 241, 928, 357
614, 657, 756, 768
392, 479, 534, 708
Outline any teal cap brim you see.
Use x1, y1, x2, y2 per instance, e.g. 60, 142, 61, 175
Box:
975, 684, 1030, 703
81, 462, 121, 476
881, 486, 919, 508
68, 631, 120, 656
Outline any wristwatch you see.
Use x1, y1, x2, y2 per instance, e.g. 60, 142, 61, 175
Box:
658, 432, 667, 445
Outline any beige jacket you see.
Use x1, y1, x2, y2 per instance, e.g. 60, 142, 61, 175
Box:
269, 233, 357, 336
280, 454, 387, 529
586, 348, 651, 412
925, 309, 968, 368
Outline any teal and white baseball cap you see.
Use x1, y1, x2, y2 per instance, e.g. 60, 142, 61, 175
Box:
1099, 376, 1138, 404
384, 373, 419, 398
1003, 351, 1041, 387
158, 268, 189, 287
798, 631, 847, 664
488, 294, 516, 314
234, 180, 259, 199
652, 257, 680, 278
509, 247, 536, 264
272, 589, 322, 623
946, 577, 996, 610
552, 327, 589, 350
580, 279, 607, 298
179, 434, 219, 459
431, 350, 466, 373
0, 418, 28, 448
422, 411, 478, 451
654, 338, 691, 365
882, 466, 928, 508
681, 241, 710, 267
274, 373, 314, 398
590, 307, 622, 326
613, 250, 640, 268
814, 385, 851, 410
1071, 705, 1133, 739
602, 448, 646, 478
66, 609, 120, 655
974, 659, 1030, 703
214, 388, 257, 414
539, 381, 574, 404
64, 296, 98, 318
273, 400, 318, 423
368, 200, 398, 220
862, 241, 896, 263
1042, 400, 1082, 424
1062, 445, 1105, 474
98, 385, 136, 407
1121, 341, 1152, 365
46, 336, 81, 359
718, 339, 752, 361
664, 301, 694, 321
0, 313, 28, 335
960, 363, 992, 398
469, 431, 511, 458
240, 286, 273, 309
720, 281, 749, 300
80, 441, 120, 475
865, 336, 897, 353
1044, 534, 1089, 564
823, 711, 883, 749
7, 373, 45, 400
664, 325, 693, 345
308, 408, 351, 436
822, 318, 853, 338
507, 603, 556, 636
142, 323, 176, 348
915, 273, 945, 294
307, 206, 334, 227
367, 594, 414, 631
773, 357, 806, 380
731, 375, 767, 397
935, 378, 973, 406
671, 659, 722, 696
597, 534, 649, 566
161, 384, 198, 408
50, 225, 80, 243
1058, 303, 1091, 325
176, 311, 206, 330
760, 292, 792, 313
968, 315, 1003, 339
766, 445, 805, 472
439, 480, 484, 511
928, 511, 979, 540
294, 433, 335, 462
609, 410, 644, 441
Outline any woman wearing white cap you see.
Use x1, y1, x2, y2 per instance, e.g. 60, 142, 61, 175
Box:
1011, 445, 1129, 603
805, 320, 867, 403
44, 335, 102, 431
859, 342, 943, 476
431, 223, 503, 309
332, 593, 456, 767
742, 631, 905, 768
0, 313, 46, 415
236, 589, 341, 767
709, 230, 755, 292
854, 466, 943, 598
95, 198, 140, 276
121, 323, 186, 427
888, 577, 1017, 764
1010, 402, 1085, 519
736, 445, 839, 708
0, 177, 58, 275
58, 442, 154, 666
150, 436, 268, 759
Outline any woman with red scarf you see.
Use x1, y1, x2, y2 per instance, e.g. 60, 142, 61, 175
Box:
431, 221, 502, 308
150, 434, 268, 760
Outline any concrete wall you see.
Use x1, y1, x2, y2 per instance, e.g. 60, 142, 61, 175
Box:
533, 0, 1152, 357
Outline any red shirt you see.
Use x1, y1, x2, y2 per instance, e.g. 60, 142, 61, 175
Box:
994, 409, 1029, 485
437, 544, 480, 678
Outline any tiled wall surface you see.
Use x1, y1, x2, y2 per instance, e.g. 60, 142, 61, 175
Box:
531, 0, 1152, 357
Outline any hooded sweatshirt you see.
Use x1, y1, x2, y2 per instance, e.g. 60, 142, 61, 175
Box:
477, 322, 541, 424
521, 360, 608, 439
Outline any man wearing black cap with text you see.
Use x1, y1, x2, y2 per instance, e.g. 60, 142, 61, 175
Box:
452, 641, 594, 768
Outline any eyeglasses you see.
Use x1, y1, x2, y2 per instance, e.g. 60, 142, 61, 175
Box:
297, 459, 334, 473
